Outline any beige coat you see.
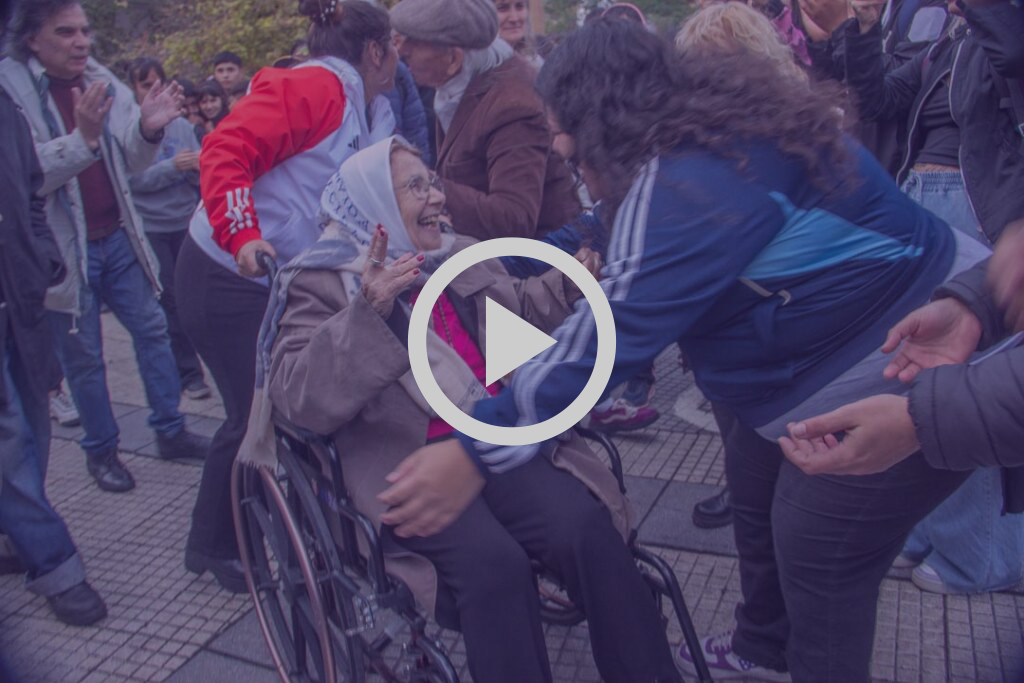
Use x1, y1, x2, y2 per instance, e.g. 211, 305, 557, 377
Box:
264, 237, 633, 614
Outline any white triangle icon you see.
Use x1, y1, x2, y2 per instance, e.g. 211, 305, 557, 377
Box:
485, 297, 557, 386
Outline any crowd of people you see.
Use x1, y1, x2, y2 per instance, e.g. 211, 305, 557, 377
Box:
0, 0, 1022, 681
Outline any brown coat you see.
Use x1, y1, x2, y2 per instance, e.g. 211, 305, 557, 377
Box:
265, 236, 632, 615
437, 57, 581, 240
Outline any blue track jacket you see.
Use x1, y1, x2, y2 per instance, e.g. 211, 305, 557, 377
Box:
458, 140, 955, 475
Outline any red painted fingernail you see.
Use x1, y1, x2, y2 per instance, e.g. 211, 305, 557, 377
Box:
414, 269, 421, 275
417, 254, 425, 261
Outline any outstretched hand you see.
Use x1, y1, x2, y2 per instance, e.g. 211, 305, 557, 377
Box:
881, 297, 981, 383
140, 80, 185, 139
778, 395, 920, 475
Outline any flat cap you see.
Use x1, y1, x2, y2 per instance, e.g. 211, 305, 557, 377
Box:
390, 0, 499, 50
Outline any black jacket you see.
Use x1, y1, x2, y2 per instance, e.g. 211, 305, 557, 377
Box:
808, 0, 951, 176
909, 259, 1024, 513
0, 85, 66, 405
844, 0, 1024, 243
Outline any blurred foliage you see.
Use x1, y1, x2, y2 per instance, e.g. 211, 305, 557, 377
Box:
78, 0, 693, 82
159, 0, 307, 79
82, 0, 307, 81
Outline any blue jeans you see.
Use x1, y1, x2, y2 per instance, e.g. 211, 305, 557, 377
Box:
0, 338, 85, 597
48, 228, 184, 456
901, 169, 989, 245
904, 468, 1024, 592
900, 170, 1023, 592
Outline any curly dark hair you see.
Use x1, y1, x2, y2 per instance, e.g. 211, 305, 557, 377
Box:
536, 18, 851, 201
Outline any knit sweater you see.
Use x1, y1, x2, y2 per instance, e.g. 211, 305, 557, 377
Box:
128, 117, 201, 233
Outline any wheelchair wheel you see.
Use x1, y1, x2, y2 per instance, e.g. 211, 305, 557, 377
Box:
233, 462, 346, 683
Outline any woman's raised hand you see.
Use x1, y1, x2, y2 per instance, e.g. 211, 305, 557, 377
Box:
361, 226, 423, 318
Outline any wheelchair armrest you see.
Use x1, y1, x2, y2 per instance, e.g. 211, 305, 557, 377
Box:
574, 426, 627, 494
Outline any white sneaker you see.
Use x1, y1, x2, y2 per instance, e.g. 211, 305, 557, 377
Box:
892, 553, 922, 569
49, 391, 80, 427
676, 630, 792, 681
911, 564, 954, 594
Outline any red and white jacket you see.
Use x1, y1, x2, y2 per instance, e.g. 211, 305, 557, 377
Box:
189, 57, 396, 276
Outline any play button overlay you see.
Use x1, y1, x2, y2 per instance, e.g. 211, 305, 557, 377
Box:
484, 297, 557, 386
408, 237, 616, 447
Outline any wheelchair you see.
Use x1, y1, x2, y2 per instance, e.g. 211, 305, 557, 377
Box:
232, 251, 711, 682
231, 420, 713, 682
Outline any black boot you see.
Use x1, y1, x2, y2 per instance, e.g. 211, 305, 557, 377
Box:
185, 548, 248, 594
86, 449, 135, 492
47, 582, 108, 626
156, 428, 211, 461
692, 488, 732, 529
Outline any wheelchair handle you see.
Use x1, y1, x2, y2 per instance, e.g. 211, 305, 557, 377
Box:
255, 250, 278, 281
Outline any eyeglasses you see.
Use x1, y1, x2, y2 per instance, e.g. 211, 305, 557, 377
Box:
565, 158, 584, 191
400, 171, 444, 201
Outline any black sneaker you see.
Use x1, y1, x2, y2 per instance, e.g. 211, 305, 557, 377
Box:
156, 428, 211, 461
184, 548, 248, 594
47, 582, 108, 626
692, 488, 732, 529
86, 449, 136, 493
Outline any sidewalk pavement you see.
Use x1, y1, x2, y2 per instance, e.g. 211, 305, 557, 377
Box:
1, 313, 1022, 682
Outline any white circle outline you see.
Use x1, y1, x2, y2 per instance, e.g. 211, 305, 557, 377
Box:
408, 238, 616, 447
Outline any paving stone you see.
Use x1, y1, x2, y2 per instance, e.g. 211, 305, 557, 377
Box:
638, 481, 736, 555
111, 408, 159, 453
622, 475, 668, 525
4, 313, 1024, 683
164, 651, 279, 683
204, 610, 275, 668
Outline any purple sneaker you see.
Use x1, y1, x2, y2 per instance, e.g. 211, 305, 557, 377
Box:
676, 631, 791, 682
588, 397, 661, 432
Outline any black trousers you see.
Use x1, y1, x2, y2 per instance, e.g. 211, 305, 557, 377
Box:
390, 455, 680, 683
722, 406, 968, 681
176, 236, 268, 559
148, 230, 204, 386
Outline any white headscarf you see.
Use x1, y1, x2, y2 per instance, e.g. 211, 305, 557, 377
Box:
318, 136, 455, 298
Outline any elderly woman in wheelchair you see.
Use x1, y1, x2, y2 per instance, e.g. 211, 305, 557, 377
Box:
238, 136, 682, 683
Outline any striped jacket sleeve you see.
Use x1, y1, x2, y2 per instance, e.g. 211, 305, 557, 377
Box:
456, 158, 782, 475
199, 66, 347, 258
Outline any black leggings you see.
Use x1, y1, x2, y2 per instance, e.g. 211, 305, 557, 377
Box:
148, 229, 204, 386
389, 455, 680, 683
175, 236, 268, 559
721, 403, 968, 681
